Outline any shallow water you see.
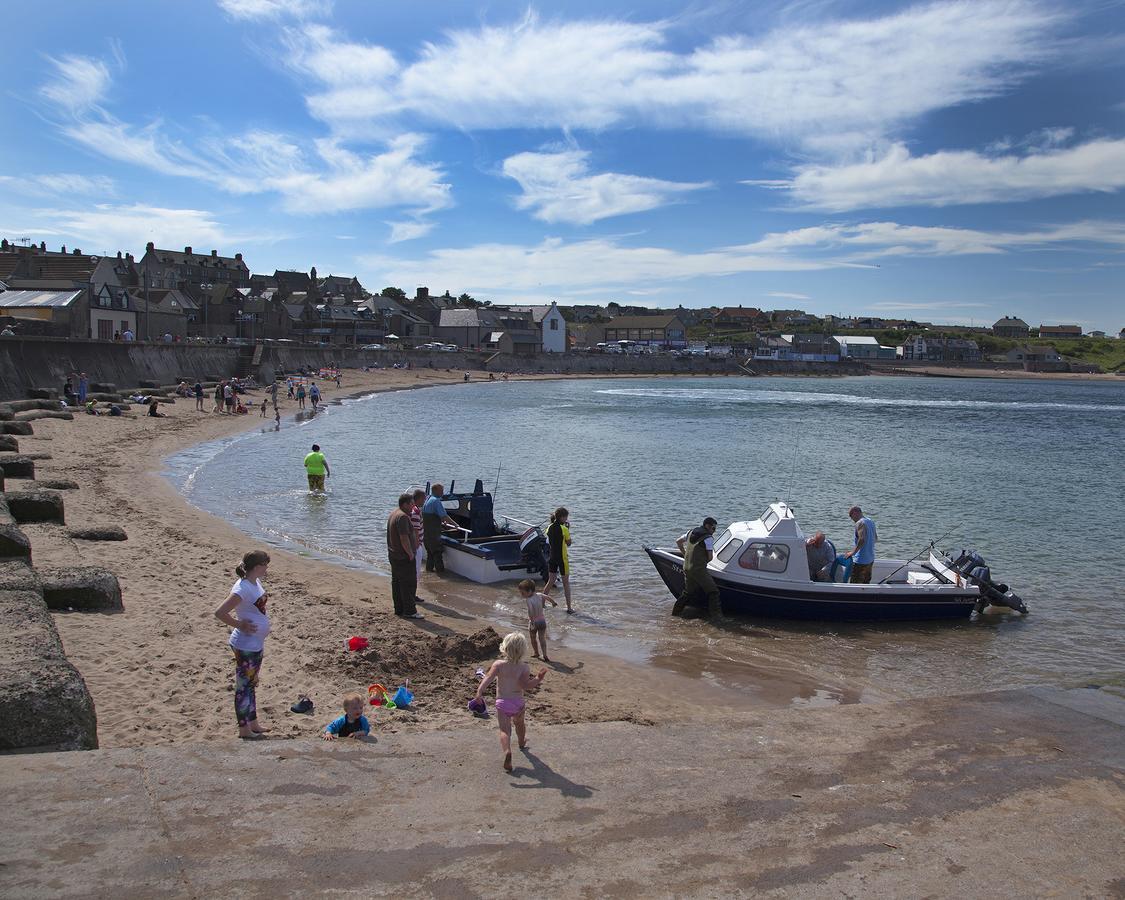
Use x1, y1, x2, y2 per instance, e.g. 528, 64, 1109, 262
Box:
165, 375, 1125, 708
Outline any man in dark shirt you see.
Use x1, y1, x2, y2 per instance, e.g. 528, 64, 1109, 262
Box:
387, 492, 422, 618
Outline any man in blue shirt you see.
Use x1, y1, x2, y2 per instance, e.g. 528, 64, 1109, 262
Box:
421, 483, 457, 573
843, 506, 878, 584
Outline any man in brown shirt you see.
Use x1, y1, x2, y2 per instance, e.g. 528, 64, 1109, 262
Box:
387, 492, 422, 618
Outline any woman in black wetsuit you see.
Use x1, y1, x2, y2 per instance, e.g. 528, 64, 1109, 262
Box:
543, 506, 573, 614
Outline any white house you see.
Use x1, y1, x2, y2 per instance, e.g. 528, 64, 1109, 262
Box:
505, 302, 567, 353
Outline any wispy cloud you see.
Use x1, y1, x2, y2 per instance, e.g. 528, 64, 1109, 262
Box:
766, 291, 811, 300
39, 55, 112, 114
11, 204, 238, 252
502, 149, 709, 224
0, 173, 115, 198
217, 0, 326, 21
289, 2, 1057, 152
764, 138, 1125, 210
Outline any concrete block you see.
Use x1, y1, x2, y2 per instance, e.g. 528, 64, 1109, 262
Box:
13, 410, 74, 422
5, 399, 62, 412
2, 422, 35, 436
40, 567, 123, 612
0, 434, 19, 451
89, 382, 116, 393
0, 589, 98, 752
0, 454, 35, 479
0, 524, 32, 561
0, 407, 13, 421
5, 490, 64, 524
137, 380, 159, 389
26, 388, 58, 400
68, 525, 127, 542
0, 560, 41, 592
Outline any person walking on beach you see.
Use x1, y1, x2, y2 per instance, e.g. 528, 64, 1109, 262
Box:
213, 382, 224, 414
303, 444, 330, 492
519, 578, 557, 661
388, 492, 422, 618
422, 484, 457, 573
543, 507, 574, 613
296, 381, 306, 410
842, 506, 877, 584
309, 381, 321, 411
224, 381, 235, 414
673, 516, 720, 618
194, 381, 205, 411
474, 632, 547, 772
214, 550, 273, 740
268, 379, 279, 411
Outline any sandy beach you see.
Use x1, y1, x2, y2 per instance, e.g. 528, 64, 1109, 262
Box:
12, 368, 745, 749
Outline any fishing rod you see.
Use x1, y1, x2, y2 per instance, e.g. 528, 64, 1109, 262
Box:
877, 522, 965, 584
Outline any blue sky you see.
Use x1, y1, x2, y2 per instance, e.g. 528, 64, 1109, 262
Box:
2, 0, 1123, 330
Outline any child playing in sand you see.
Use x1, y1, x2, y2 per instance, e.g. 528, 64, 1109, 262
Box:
474, 632, 547, 772
518, 578, 557, 662
322, 693, 371, 741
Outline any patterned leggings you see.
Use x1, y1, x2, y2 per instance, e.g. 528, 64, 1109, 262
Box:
233, 649, 263, 727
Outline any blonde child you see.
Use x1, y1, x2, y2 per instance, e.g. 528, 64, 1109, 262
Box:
474, 632, 547, 772
518, 578, 557, 662
322, 692, 371, 741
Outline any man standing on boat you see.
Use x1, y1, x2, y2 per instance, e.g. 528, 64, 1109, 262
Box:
842, 506, 877, 583
422, 483, 457, 573
673, 517, 720, 618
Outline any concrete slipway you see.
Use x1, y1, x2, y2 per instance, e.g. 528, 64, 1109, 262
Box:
1, 687, 1123, 898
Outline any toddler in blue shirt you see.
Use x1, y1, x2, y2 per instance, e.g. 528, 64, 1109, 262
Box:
322, 693, 371, 741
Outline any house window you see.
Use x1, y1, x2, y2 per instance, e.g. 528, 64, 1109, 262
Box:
738, 542, 790, 573
550, 319, 558, 330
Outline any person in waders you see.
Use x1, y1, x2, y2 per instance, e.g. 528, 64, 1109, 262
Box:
673, 517, 720, 618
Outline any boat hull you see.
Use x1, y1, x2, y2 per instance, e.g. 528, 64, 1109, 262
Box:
645, 547, 978, 622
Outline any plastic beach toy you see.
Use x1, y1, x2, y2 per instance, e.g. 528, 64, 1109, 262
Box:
368, 683, 395, 708
392, 684, 414, 708
347, 636, 369, 652
467, 697, 488, 716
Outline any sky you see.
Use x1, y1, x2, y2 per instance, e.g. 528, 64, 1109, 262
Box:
1, 0, 1123, 331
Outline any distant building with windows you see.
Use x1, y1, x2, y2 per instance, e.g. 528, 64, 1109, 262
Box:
502, 302, 567, 352
137, 244, 250, 292
1037, 324, 1082, 339
992, 316, 1029, 338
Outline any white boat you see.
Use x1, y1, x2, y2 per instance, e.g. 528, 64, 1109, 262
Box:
645, 502, 1028, 622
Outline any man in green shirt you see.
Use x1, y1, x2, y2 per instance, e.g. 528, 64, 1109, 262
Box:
303, 444, 330, 492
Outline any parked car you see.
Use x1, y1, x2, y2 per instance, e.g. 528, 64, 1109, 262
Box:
438, 344, 458, 352
361, 343, 387, 350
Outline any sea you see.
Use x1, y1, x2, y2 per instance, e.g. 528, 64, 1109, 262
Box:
165, 374, 1125, 708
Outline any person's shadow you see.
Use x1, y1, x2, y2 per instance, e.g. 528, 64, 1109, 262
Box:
510, 750, 595, 798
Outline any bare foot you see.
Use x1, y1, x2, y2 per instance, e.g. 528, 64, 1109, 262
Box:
542, 655, 551, 663
518, 742, 529, 751
532, 653, 541, 659
503, 752, 513, 772
250, 724, 271, 733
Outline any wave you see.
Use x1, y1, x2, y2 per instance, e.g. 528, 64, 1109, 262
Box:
595, 387, 1125, 413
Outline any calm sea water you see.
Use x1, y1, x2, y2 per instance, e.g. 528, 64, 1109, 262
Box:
165, 375, 1125, 707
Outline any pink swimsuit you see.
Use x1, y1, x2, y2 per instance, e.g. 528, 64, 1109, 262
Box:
494, 697, 526, 716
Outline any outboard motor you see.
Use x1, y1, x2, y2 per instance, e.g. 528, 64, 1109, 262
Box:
519, 528, 549, 580
949, 549, 1029, 615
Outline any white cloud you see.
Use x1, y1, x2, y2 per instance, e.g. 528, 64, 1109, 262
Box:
217, 0, 325, 20
766, 291, 812, 300
19, 204, 236, 253
361, 219, 1125, 300
0, 173, 114, 198
771, 138, 1125, 210
387, 220, 435, 243
502, 149, 709, 224
39, 55, 111, 114
292, 2, 1057, 151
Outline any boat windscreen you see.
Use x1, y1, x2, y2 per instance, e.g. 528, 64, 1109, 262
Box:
761, 509, 780, 532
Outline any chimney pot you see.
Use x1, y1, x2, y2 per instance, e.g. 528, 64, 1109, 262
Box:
235, 253, 243, 261
211, 249, 217, 257
74, 248, 81, 255
146, 242, 155, 252
61, 245, 67, 253
117, 251, 122, 259
185, 246, 192, 255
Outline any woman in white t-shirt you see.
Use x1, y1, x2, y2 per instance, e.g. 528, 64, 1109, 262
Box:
214, 550, 272, 739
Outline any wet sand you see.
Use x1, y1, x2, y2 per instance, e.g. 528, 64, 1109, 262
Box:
13, 368, 753, 748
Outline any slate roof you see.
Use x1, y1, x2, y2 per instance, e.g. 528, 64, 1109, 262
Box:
604, 315, 682, 329
439, 309, 483, 328
0, 289, 84, 308
993, 316, 1029, 328
505, 304, 555, 323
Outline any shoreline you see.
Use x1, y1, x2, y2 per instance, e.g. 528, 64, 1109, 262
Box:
18, 368, 748, 749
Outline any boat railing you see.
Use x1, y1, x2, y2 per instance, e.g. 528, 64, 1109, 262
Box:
498, 515, 542, 532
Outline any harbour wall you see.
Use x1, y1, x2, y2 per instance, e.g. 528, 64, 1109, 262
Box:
0, 337, 867, 401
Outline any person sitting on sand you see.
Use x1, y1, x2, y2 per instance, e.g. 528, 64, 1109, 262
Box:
518, 578, 557, 662
474, 632, 547, 772
85, 400, 100, 416
214, 550, 273, 740
322, 693, 371, 741
147, 399, 165, 418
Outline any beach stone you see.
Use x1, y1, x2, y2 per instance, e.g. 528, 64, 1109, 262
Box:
26, 388, 58, 400
0, 454, 35, 479
0, 524, 32, 561
68, 525, 127, 542
90, 382, 115, 393
0, 408, 13, 421
5, 490, 64, 525
0, 435, 19, 452
2, 422, 34, 436
0, 589, 98, 752
0, 560, 41, 592
40, 567, 123, 612
6, 399, 62, 412
14, 410, 74, 422
38, 479, 79, 491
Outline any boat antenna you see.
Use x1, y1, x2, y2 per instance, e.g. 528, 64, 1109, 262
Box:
877, 523, 965, 584
785, 433, 800, 512
493, 462, 502, 500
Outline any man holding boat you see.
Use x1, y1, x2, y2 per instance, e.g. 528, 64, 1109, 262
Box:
422, 484, 457, 573
673, 517, 720, 618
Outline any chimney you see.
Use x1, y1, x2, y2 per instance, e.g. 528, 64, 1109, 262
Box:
40, 241, 46, 250
416, 286, 429, 300
74, 248, 81, 255
61, 245, 67, 253
126, 253, 134, 263
146, 241, 155, 252
184, 246, 192, 255
117, 251, 122, 259
211, 249, 217, 257
235, 253, 243, 261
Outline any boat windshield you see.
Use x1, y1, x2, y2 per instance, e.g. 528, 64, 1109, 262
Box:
761, 509, 780, 532
713, 528, 732, 552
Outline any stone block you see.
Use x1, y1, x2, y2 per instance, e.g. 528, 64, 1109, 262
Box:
89, 382, 115, 393
40, 567, 123, 612
23, 452, 53, 460
5, 399, 61, 412
13, 410, 74, 422
0, 589, 98, 752
0, 434, 19, 451
27, 388, 58, 400
137, 380, 159, 389
68, 525, 127, 542
38, 479, 79, 491
0, 560, 41, 592
5, 490, 64, 524
0, 524, 31, 561
2, 422, 35, 436
0, 454, 35, 479
0, 408, 13, 421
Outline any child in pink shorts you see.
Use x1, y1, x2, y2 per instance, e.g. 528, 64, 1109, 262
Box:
474, 632, 546, 772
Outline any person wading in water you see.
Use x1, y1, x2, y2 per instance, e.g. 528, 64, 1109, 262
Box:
673, 516, 720, 618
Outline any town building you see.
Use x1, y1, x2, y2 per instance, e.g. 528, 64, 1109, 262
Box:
137, 244, 250, 291
1006, 346, 1061, 364
502, 302, 567, 353
599, 314, 687, 348
834, 335, 896, 360
1037, 324, 1082, 339
715, 306, 767, 329
0, 289, 89, 338
992, 316, 1031, 338
902, 336, 982, 362
435, 308, 539, 354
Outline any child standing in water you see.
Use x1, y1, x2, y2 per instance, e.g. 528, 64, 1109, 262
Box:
518, 578, 557, 662
474, 633, 547, 772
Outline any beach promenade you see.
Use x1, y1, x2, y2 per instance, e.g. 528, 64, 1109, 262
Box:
1, 685, 1123, 897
